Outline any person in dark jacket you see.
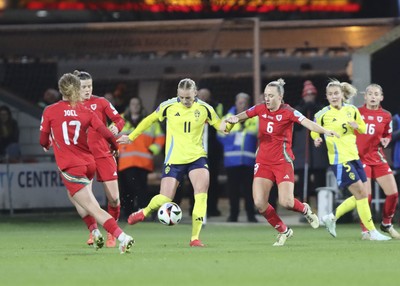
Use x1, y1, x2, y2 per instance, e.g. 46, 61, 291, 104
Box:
0, 105, 20, 162
292, 80, 329, 208
218, 93, 258, 222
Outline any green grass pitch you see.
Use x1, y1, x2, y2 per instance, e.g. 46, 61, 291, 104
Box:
0, 214, 398, 286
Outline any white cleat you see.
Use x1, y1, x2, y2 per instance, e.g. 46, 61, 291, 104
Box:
380, 224, 400, 239
369, 230, 391, 241
119, 235, 135, 254
303, 203, 319, 229
273, 228, 293, 246
321, 213, 337, 238
92, 229, 104, 250
361, 231, 371, 240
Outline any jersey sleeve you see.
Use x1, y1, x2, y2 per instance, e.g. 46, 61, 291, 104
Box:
89, 110, 105, 130
128, 111, 159, 142
354, 106, 367, 134
310, 110, 323, 140
245, 105, 258, 118
40, 108, 51, 134
383, 113, 393, 139
206, 105, 222, 130
103, 98, 125, 131
290, 108, 306, 123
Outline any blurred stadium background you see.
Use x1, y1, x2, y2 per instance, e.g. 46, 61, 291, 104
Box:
0, 0, 399, 212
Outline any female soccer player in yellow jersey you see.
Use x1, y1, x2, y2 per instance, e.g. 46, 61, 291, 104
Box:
117, 78, 228, 247
312, 79, 390, 240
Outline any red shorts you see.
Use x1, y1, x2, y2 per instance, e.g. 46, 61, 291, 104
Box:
60, 163, 96, 196
254, 161, 294, 184
363, 163, 393, 179
95, 156, 118, 182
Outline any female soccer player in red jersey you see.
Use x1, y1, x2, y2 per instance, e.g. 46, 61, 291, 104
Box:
69, 70, 125, 248
356, 84, 399, 239
226, 78, 338, 246
40, 73, 134, 253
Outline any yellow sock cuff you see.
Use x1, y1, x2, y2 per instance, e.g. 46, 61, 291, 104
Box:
356, 197, 375, 231
191, 193, 208, 241
194, 193, 208, 201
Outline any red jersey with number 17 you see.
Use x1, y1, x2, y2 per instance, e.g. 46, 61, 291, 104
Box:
83, 95, 124, 159
246, 103, 306, 165
40, 101, 104, 170
356, 105, 392, 165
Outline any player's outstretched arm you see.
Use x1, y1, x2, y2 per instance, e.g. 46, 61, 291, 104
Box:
301, 118, 339, 138
117, 111, 159, 144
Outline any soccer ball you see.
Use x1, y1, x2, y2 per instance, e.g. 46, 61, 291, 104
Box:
157, 202, 182, 226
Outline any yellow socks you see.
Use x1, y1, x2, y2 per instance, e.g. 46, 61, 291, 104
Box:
191, 193, 207, 241
335, 196, 356, 219
356, 197, 375, 231
143, 194, 171, 217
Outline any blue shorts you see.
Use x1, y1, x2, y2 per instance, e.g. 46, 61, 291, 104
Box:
162, 157, 209, 182
331, 159, 367, 190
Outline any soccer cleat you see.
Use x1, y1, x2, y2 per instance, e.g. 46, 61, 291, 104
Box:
303, 203, 319, 229
119, 235, 135, 254
92, 230, 105, 250
369, 230, 391, 241
380, 223, 400, 239
106, 232, 116, 248
321, 214, 337, 237
127, 209, 145, 225
86, 233, 94, 246
189, 239, 205, 247
273, 228, 293, 246
361, 231, 371, 240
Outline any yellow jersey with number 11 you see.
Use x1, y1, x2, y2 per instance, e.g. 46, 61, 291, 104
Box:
128, 97, 221, 165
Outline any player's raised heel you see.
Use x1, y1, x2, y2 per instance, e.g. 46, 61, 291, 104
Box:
86, 233, 94, 246
303, 203, 319, 229
106, 232, 116, 248
380, 223, 400, 239
92, 229, 105, 250
127, 210, 145, 225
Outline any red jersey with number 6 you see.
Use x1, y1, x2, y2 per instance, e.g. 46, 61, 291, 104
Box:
246, 103, 305, 165
83, 95, 124, 159
40, 101, 105, 170
356, 105, 392, 165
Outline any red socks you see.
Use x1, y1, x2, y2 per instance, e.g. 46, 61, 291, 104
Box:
291, 199, 306, 214
82, 215, 97, 232
383, 193, 398, 225
260, 204, 287, 233
108, 204, 121, 221
103, 218, 123, 238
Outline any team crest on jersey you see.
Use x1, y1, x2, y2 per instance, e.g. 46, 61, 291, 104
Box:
276, 115, 282, 121
90, 104, 97, 110
377, 116, 383, 122
194, 109, 200, 121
